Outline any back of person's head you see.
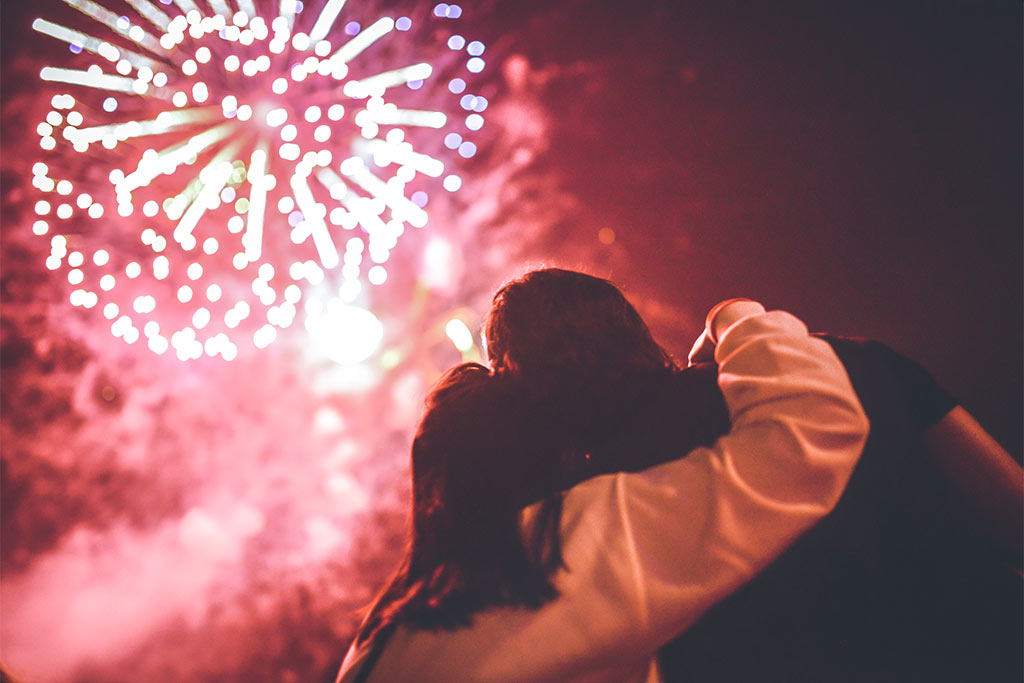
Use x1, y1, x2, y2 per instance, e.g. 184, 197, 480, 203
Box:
484, 269, 679, 456
485, 268, 675, 378
410, 363, 558, 564
356, 363, 562, 645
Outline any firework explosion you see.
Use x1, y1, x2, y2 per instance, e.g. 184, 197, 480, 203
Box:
29, 0, 488, 363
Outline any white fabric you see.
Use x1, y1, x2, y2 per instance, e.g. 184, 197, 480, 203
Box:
338, 310, 869, 683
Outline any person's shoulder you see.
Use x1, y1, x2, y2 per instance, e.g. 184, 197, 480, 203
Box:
813, 334, 957, 430
814, 333, 893, 359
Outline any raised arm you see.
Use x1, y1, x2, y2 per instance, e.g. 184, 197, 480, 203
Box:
564, 302, 870, 655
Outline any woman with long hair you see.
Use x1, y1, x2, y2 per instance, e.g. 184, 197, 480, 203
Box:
337, 292, 869, 682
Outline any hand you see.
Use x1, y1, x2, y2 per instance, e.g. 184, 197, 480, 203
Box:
687, 328, 716, 366
687, 299, 767, 367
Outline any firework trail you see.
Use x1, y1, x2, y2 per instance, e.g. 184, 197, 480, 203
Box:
29, 0, 488, 362
3, 4, 574, 680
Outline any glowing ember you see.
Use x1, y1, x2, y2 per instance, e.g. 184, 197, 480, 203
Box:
30, 0, 487, 360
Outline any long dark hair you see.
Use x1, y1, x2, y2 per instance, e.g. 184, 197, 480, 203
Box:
354, 363, 564, 648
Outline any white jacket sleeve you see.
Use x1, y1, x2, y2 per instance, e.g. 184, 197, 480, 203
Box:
545, 308, 869, 661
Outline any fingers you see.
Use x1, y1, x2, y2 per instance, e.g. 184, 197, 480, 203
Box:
687, 299, 768, 367
687, 328, 715, 367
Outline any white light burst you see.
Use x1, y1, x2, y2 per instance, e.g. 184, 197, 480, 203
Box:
30, 0, 487, 361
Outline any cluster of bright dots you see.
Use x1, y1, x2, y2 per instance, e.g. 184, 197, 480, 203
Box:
31, 0, 487, 362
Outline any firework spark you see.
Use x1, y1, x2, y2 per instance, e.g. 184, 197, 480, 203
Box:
30, 0, 487, 362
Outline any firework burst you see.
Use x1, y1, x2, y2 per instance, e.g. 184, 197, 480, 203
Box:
29, 0, 488, 361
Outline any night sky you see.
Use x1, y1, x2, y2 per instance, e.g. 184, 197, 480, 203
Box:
479, 0, 1022, 454
1, 1, 1020, 680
